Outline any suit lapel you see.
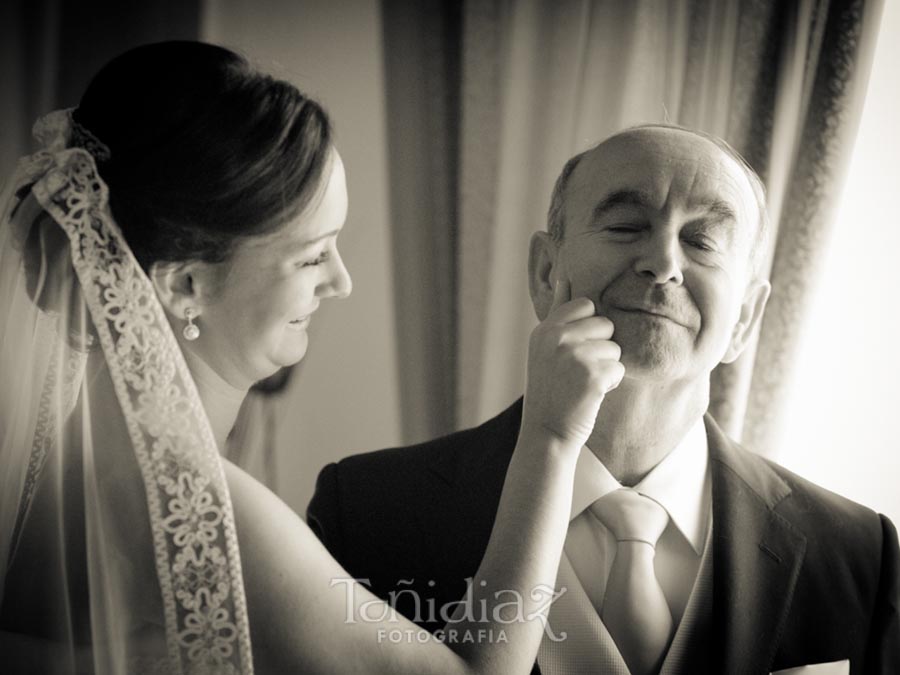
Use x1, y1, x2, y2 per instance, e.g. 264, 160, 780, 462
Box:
706, 415, 807, 674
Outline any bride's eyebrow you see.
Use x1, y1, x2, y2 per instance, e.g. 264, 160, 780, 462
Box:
298, 228, 341, 248
267, 227, 340, 255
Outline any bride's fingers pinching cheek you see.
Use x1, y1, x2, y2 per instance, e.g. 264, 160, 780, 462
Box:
598, 339, 621, 362
571, 340, 621, 367
549, 297, 596, 325
601, 360, 626, 393
570, 339, 624, 393
562, 316, 615, 343
550, 275, 571, 313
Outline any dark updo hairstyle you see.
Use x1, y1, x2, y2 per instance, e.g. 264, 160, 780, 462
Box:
73, 41, 332, 271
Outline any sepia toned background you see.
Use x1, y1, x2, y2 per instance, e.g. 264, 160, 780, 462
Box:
1, 0, 897, 524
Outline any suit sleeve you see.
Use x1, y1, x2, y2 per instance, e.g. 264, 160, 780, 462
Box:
865, 514, 900, 673
306, 462, 345, 564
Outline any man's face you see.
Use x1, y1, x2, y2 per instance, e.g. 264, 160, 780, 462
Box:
547, 128, 766, 384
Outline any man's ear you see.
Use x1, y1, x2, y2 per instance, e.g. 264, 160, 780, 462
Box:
528, 231, 559, 322
149, 259, 216, 321
721, 277, 771, 364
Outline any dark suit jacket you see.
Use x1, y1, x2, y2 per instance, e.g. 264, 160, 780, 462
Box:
308, 399, 899, 674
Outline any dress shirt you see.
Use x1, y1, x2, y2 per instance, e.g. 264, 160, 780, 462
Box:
564, 417, 711, 626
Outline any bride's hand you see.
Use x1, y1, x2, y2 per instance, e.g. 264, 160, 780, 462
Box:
520, 276, 624, 452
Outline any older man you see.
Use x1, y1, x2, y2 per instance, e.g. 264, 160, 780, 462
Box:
309, 126, 899, 674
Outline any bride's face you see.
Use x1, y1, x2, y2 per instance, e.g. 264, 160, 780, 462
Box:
194, 149, 352, 389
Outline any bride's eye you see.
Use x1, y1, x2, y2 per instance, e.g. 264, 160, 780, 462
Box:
300, 251, 330, 268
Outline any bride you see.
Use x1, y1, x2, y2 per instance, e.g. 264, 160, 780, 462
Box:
0, 41, 622, 674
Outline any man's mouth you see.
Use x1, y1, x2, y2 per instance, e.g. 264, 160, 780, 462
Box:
613, 306, 686, 326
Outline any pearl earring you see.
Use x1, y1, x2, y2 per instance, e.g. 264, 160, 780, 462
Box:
183, 307, 200, 341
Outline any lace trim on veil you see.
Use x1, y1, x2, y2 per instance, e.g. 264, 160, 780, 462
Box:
25, 110, 254, 675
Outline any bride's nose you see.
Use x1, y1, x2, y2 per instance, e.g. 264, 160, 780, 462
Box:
320, 249, 352, 299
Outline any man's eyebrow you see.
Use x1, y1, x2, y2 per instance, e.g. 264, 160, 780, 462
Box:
701, 200, 738, 224
591, 191, 739, 225
591, 190, 652, 221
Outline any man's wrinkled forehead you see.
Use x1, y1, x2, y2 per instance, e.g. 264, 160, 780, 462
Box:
567, 128, 756, 224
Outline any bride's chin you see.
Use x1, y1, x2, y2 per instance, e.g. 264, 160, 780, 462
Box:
254, 345, 308, 386
281, 335, 309, 365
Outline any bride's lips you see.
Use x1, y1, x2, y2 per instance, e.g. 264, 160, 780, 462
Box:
288, 303, 319, 329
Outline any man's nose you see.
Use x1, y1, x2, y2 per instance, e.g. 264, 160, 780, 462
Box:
634, 234, 684, 285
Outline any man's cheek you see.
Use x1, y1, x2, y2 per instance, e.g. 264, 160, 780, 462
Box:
570, 269, 611, 303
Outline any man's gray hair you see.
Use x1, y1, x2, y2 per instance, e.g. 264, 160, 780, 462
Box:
546, 124, 770, 277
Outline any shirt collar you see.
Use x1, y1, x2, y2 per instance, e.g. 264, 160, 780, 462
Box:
569, 417, 710, 554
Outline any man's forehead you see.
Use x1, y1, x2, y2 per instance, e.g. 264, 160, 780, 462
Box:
569, 128, 754, 214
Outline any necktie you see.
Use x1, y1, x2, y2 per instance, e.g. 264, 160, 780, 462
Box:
590, 489, 673, 675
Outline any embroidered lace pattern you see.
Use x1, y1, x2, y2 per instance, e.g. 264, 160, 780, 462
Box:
25, 110, 254, 675
68, 110, 112, 162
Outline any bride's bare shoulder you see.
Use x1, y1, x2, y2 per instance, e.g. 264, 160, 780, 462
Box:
222, 458, 281, 504
221, 458, 311, 537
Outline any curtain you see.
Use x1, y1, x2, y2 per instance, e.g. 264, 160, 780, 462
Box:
382, 0, 462, 443
0, 0, 201, 173
385, 0, 884, 454
739, 0, 883, 453
1, 0, 62, 173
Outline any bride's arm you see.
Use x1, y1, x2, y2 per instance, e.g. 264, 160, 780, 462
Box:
226, 432, 572, 675
229, 288, 621, 674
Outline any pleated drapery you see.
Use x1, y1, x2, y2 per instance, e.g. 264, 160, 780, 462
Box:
383, 0, 884, 457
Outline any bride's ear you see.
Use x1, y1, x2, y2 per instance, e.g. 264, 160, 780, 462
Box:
149, 260, 216, 319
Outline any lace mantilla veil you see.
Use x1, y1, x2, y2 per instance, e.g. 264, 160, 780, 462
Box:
0, 110, 254, 674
